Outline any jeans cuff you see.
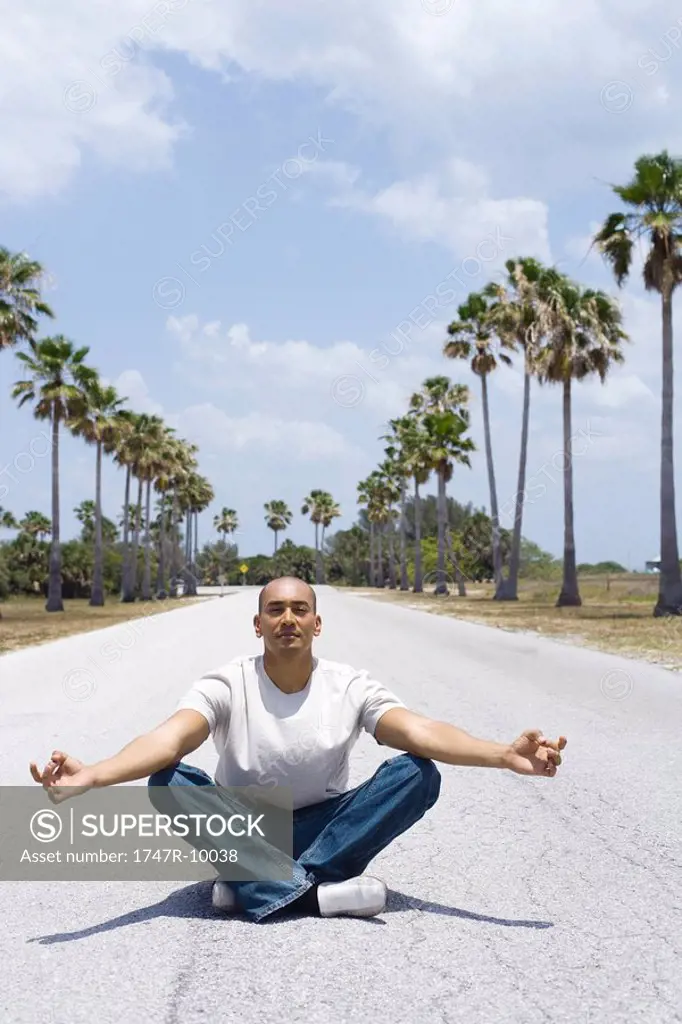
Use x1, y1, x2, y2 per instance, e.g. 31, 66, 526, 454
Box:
252, 874, 317, 922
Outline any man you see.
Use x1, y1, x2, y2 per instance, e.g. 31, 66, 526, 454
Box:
30, 576, 567, 923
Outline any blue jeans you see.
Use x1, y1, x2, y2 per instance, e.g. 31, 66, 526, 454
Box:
148, 753, 441, 922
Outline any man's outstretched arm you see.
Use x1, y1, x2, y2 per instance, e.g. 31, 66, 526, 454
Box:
29, 710, 210, 803
374, 708, 566, 777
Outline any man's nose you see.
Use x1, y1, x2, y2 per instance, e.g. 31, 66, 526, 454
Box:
281, 607, 295, 622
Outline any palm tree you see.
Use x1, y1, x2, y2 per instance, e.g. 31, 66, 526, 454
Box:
319, 494, 341, 583
150, 433, 180, 597
164, 438, 198, 597
70, 381, 129, 606
484, 258, 548, 600
0, 248, 54, 351
594, 150, 682, 616
137, 419, 174, 600
357, 477, 378, 586
264, 500, 293, 554
535, 277, 627, 607
214, 507, 239, 541
12, 337, 98, 611
301, 490, 327, 584
409, 377, 475, 595
445, 291, 512, 594
18, 510, 51, 539
376, 461, 401, 589
382, 416, 421, 591
389, 415, 432, 593
179, 472, 214, 596
0, 507, 17, 530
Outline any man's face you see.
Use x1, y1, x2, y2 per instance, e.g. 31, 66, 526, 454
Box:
254, 580, 321, 654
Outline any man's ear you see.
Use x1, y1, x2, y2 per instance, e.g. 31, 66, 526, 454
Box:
313, 614, 322, 637
253, 614, 262, 637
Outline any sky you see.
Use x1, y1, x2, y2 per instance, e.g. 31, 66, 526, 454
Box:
1, 0, 681, 569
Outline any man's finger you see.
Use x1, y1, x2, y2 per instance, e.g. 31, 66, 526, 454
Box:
29, 762, 42, 783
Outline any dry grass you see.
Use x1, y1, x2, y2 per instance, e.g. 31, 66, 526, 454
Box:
0, 596, 206, 655
341, 574, 682, 671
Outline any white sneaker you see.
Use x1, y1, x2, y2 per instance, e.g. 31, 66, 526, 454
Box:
212, 881, 239, 913
317, 875, 387, 918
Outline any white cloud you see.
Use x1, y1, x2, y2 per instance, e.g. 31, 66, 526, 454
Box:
112, 369, 165, 415
174, 403, 363, 462
1, 0, 679, 201
309, 157, 551, 263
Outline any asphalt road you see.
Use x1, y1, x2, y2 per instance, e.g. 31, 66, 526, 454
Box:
1, 586, 680, 1024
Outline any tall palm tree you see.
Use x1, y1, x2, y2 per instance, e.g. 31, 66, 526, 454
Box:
301, 490, 328, 584
189, 474, 214, 593
376, 461, 401, 589
445, 291, 512, 594
18, 510, 51, 539
115, 413, 148, 603
264, 500, 293, 554
536, 277, 627, 607
179, 472, 214, 596
409, 377, 475, 595
213, 507, 239, 543
390, 415, 432, 593
0, 248, 54, 352
484, 258, 548, 600
357, 476, 378, 586
382, 416, 421, 591
12, 337, 97, 611
318, 494, 342, 582
166, 438, 198, 597
594, 150, 682, 616
70, 381, 129, 606
0, 507, 17, 530
152, 434, 181, 597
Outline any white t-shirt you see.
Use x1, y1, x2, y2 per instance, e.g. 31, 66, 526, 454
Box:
174, 654, 406, 809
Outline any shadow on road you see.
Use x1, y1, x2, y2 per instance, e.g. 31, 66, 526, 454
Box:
26, 882, 553, 944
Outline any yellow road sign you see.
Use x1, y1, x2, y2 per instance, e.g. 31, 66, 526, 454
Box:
240, 563, 249, 573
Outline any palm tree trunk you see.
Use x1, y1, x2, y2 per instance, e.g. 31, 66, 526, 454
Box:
320, 526, 327, 584
142, 479, 153, 600
399, 478, 409, 590
120, 466, 132, 602
413, 477, 423, 593
655, 289, 682, 616
126, 476, 143, 601
480, 373, 503, 595
274, 529, 278, 554
376, 527, 384, 588
157, 500, 167, 596
169, 491, 179, 596
557, 376, 581, 607
90, 439, 104, 607
184, 510, 197, 596
388, 521, 397, 589
194, 511, 199, 567
368, 522, 375, 586
435, 465, 448, 595
499, 365, 531, 600
46, 412, 63, 612
314, 521, 321, 584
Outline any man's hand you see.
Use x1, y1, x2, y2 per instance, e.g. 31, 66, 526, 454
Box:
29, 750, 96, 804
503, 730, 567, 777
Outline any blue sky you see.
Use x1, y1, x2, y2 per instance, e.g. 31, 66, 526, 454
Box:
1, 0, 681, 568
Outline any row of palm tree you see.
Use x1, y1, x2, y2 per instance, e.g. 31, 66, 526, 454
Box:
10, 338, 219, 609
357, 150, 682, 616
212, 496, 341, 584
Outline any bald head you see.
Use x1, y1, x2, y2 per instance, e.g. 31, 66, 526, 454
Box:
258, 576, 317, 614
